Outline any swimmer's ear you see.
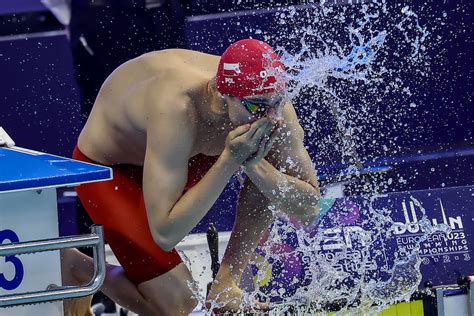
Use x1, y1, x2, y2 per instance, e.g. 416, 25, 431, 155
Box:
0, 127, 15, 148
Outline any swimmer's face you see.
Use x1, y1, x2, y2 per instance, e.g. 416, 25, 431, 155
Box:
225, 93, 285, 126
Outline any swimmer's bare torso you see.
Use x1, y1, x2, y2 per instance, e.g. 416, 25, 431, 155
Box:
78, 49, 231, 166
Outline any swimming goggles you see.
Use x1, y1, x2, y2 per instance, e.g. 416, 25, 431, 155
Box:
240, 96, 284, 117
240, 98, 268, 117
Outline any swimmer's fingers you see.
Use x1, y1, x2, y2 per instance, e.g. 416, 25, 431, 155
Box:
249, 121, 272, 146
262, 128, 281, 157
244, 117, 270, 139
255, 126, 279, 158
243, 128, 277, 168
235, 119, 271, 153
225, 122, 268, 164
228, 124, 251, 140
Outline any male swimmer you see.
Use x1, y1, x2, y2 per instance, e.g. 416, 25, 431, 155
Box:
68, 39, 320, 314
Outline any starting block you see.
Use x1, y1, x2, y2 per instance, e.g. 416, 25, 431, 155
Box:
0, 146, 112, 315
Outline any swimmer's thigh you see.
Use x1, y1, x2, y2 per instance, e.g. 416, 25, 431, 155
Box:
137, 262, 198, 316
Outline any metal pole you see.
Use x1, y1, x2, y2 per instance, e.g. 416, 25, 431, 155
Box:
0, 225, 106, 307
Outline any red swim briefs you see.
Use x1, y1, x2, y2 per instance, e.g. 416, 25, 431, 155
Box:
72, 146, 218, 285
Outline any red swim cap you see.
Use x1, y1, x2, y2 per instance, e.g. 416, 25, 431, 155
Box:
216, 39, 287, 98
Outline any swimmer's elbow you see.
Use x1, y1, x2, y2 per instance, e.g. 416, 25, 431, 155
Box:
151, 230, 176, 252
150, 210, 179, 251
156, 238, 176, 252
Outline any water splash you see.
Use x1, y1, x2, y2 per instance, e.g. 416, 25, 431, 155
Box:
277, 30, 387, 100
249, 196, 451, 314
243, 0, 448, 313
199, 0, 456, 313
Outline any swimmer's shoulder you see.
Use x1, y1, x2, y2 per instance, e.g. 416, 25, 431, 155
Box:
144, 82, 198, 140
144, 95, 198, 159
138, 49, 220, 75
141, 48, 219, 61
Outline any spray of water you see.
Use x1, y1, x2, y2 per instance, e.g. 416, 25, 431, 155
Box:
195, 0, 455, 313
243, 0, 448, 314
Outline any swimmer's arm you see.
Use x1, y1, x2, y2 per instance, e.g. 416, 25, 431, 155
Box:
244, 103, 320, 224
143, 109, 241, 251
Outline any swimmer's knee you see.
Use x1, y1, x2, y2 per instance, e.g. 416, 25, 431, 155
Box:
138, 264, 198, 315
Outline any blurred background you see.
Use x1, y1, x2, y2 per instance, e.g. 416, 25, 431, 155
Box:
0, 0, 472, 233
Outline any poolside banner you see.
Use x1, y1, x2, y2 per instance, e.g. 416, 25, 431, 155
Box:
252, 185, 474, 301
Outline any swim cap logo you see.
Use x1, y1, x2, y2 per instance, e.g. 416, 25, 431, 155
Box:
223, 63, 241, 77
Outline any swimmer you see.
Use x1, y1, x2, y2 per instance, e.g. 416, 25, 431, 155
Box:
69, 38, 320, 314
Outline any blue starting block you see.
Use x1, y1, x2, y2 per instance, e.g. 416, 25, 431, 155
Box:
0, 146, 112, 315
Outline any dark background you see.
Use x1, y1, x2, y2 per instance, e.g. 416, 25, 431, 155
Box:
0, 0, 472, 233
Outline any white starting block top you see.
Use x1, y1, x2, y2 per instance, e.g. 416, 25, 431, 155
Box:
0, 146, 112, 193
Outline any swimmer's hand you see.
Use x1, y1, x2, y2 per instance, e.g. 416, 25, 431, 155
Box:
243, 122, 281, 169
222, 118, 274, 165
